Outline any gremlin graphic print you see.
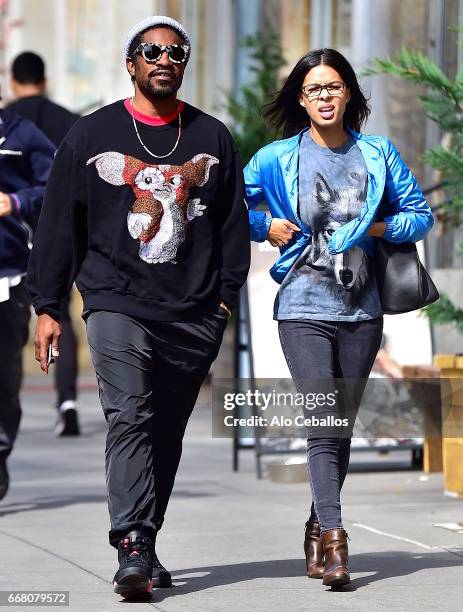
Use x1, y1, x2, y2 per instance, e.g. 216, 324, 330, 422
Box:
87, 152, 218, 264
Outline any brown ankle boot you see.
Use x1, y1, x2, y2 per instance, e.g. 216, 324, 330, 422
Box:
321, 528, 350, 587
304, 520, 324, 579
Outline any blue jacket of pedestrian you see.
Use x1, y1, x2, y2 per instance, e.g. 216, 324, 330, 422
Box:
0, 109, 55, 276
244, 127, 434, 284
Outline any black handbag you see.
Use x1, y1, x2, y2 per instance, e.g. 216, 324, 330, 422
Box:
372, 191, 439, 314
374, 238, 439, 314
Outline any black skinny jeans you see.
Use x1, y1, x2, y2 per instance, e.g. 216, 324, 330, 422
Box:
278, 317, 383, 534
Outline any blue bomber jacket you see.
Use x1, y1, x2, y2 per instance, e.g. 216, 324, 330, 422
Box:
244, 127, 434, 284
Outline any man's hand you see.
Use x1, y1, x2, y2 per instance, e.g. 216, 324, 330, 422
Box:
267, 219, 301, 247
35, 313, 61, 374
0, 193, 13, 217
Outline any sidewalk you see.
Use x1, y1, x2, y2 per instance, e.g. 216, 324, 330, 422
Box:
0, 378, 462, 611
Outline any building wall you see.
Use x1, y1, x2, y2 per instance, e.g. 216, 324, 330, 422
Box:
0, 0, 237, 115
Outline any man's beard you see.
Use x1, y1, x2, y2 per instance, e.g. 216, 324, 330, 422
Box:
139, 74, 183, 99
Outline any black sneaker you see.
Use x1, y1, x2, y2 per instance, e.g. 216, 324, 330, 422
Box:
55, 401, 80, 437
0, 461, 9, 502
113, 531, 154, 599
152, 549, 172, 588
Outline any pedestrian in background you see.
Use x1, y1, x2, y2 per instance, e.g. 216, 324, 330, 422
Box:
8, 51, 79, 147
0, 99, 55, 502
7, 51, 81, 437
245, 48, 434, 588
27, 15, 250, 599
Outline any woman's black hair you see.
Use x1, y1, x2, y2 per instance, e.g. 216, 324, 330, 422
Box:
263, 48, 370, 138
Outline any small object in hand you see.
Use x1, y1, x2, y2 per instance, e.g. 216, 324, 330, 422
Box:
47, 344, 56, 367
219, 302, 232, 318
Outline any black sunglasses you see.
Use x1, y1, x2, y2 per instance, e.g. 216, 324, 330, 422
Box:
133, 42, 189, 64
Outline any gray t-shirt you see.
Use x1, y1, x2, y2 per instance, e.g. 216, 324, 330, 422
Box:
275, 131, 383, 321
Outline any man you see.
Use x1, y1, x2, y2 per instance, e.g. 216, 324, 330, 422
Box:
7, 51, 80, 147
7, 51, 81, 437
27, 15, 250, 599
0, 101, 55, 502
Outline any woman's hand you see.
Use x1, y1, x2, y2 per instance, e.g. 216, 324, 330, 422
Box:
267, 219, 301, 247
0, 193, 12, 217
367, 221, 386, 237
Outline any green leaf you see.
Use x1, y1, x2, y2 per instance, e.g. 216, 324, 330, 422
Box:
421, 147, 463, 175
358, 29, 463, 335
218, 31, 285, 165
422, 293, 463, 334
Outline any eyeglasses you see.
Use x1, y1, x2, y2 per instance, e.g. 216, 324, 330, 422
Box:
301, 81, 346, 99
133, 43, 189, 64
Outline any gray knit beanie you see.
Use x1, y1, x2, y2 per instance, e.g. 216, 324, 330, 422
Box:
124, 16, 191, 60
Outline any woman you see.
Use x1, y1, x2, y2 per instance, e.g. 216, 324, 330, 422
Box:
244, 48, 433, 588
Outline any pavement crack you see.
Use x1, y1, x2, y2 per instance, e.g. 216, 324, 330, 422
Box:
441, 547, 463, 559
0, 528, 110, 585
0, 529, 177, 608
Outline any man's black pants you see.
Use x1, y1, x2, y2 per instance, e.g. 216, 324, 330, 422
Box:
86, 309, 227, 548
0, 281, 31, 463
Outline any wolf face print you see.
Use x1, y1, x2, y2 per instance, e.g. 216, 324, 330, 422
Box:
303, 173, 369, 293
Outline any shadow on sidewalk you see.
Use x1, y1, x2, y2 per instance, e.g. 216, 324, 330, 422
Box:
345, 550, 463, 589
0, 489, 214, 518
0, 494, 108, 517
140, 550, 463, 601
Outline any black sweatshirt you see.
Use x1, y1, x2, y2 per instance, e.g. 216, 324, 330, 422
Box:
27, 100, 250, 321
6, 95, 79, 147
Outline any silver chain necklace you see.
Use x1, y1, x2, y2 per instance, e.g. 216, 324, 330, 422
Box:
130, 96, 182, 159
